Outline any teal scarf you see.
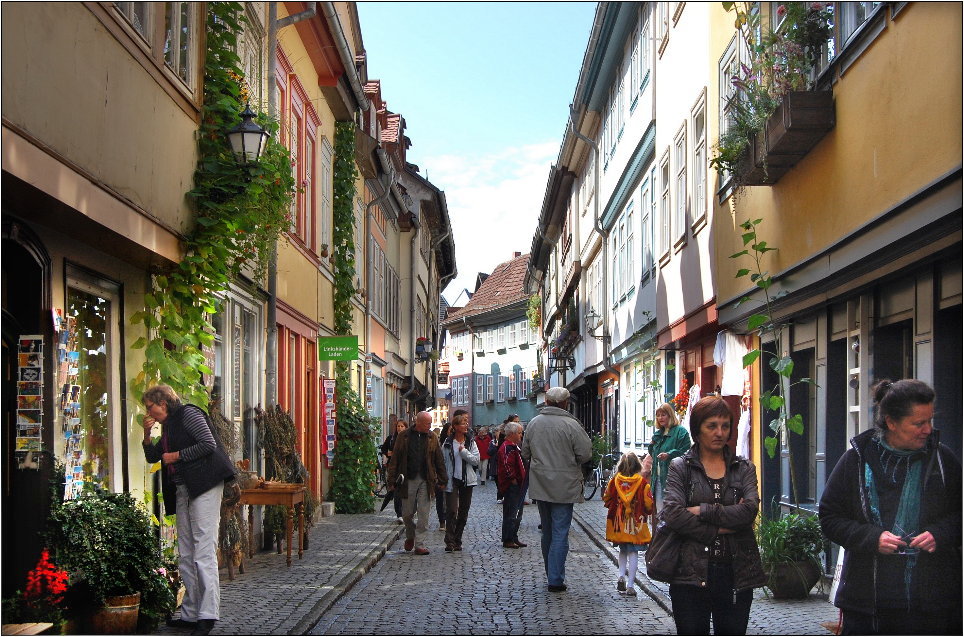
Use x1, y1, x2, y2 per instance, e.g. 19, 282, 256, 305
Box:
864, 437, 924, 603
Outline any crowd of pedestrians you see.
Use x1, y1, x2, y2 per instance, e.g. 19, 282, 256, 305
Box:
373, 376, 959, 636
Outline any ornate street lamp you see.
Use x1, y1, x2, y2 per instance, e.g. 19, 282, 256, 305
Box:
226, 103, 269, 164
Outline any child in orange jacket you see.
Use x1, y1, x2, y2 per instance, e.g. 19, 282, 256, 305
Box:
603, 451, 654, 596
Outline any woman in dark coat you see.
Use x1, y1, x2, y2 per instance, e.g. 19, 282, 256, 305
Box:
662, 396, 766, 635
819, 379, 962, 635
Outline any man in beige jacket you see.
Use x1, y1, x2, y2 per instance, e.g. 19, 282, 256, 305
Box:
520, 387, 592, 592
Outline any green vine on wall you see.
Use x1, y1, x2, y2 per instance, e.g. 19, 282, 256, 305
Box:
328, 121, 377, 513
129, 2, 295, 407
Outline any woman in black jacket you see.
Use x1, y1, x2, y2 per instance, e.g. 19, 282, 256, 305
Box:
819, 379, 962, 635
381, 419, 407, 521
662, 396, 766, 635
142, 384, 235, 636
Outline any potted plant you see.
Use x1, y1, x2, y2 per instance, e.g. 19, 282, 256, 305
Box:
45, 488, 175, 633
756, 508, 825, 599
713, 2, 836, 186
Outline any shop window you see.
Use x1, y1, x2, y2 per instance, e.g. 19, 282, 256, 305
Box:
62, 267, 122, 498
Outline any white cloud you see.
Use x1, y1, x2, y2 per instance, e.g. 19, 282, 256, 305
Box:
425, 141, 558, 303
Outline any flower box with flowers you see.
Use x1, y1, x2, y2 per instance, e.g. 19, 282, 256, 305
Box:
715, 3, 835, 186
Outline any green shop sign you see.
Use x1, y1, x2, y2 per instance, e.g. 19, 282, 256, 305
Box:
318, 336, 359, 361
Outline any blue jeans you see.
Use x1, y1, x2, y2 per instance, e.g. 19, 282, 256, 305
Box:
536, 501, 574, 587
501, 484, 524, 543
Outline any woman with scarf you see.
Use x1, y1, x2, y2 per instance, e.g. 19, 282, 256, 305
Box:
819, 379, 961, 635
603, 451, 654, 596
442, 409, 480, 551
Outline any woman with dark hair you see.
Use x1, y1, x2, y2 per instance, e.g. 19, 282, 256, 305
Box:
662, 396, 766, 635
141, 384, 235, 636
435, 421, 451, 531
819, 379, 961, 635
442, 409, 480, 551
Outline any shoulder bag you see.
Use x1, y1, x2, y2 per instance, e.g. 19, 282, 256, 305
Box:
645, 461, 691, 583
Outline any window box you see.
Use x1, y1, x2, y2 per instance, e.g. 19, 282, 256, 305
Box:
496, 347, 507, 355
519, 342, 529, 350
739, 91, 835, 186
475, 350, 486, 358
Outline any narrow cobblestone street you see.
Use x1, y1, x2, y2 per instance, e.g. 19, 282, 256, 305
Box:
309, 483, 676, 635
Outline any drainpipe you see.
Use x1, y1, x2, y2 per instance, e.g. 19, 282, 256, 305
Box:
321, 2, 369, 112
569, 105, 618, 380
400, 214, 421, 415
265, 2, 318, 408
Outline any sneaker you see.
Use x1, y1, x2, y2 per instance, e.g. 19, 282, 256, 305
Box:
404, 537, 414, 551
617, 576, 626, 592
413, 547, 430, 555
496, 499, 503, 504
625, 586, 637, 597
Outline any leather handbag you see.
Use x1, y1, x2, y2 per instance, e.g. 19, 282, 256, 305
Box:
645, 518, 683, 582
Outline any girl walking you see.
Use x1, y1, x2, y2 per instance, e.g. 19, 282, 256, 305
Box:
603, 452, 654, 596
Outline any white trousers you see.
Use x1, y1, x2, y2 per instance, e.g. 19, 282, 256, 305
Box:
175, 482, 222, 621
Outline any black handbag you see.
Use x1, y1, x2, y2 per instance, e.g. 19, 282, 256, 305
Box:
645, 518, 683, 582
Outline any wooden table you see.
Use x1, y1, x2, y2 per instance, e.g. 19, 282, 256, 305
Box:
240, 486, 305, 567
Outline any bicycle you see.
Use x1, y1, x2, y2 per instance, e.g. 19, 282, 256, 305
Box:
372, 454, 389, 497
582, 453, 619, 500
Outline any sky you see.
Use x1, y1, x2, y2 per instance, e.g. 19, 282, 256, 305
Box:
356, 2, 597, 304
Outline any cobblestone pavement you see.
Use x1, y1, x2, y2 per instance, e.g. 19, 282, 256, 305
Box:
310, 482, 676, 635
154, 510, 404, 636
571, 495, 841, 636
154, 482, 841, 636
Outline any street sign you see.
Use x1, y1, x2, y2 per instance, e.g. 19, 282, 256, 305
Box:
318, 336, 358, 361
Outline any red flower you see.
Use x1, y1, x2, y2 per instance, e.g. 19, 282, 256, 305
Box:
24, 549, 69, 608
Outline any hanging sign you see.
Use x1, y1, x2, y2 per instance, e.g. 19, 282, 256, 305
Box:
318, 336, 359, 361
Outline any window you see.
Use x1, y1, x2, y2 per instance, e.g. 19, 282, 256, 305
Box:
839, 2, 881, 45
163, 2, 195, 85
115, 2, 150, 39
497, 326, 506, 349
659, 153, 671, 258
486, 375, 494, 401
508, 322, 517, 348
476, 375, 485, 404
640, 9, 652, 91
674, 128, 687, 245
691, 101, 707, 228
657, 2, 669, 51
498, 376, 506, 402
62, 267, 122, 497
473, 333, 483, 351
516, 370, 527, 399
304, 131, 316, 247
519, 320, 529, 346
629, 32, 640, 108
640, 179, 653, 276
580, 154, 595, 218
613, 203, 635, 301
486, 329, 495, 352
320, 139, 334, 257
719, 36, 741, 182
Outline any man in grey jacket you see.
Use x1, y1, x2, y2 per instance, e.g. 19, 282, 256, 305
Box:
520, 387, 593, 592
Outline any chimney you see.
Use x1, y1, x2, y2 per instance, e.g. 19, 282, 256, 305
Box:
513, 251, 521, 258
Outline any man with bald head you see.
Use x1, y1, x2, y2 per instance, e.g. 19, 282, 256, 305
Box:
521, 387, 592, 592
387, 411, 447, 555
